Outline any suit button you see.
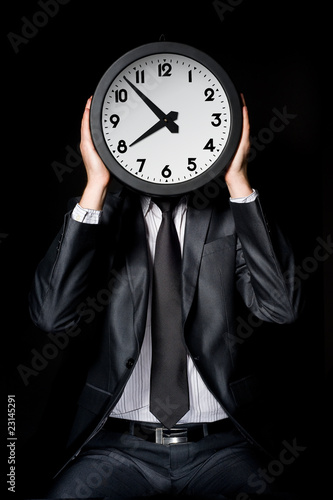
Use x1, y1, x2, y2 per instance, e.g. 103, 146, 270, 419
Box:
126, 358, 135, 369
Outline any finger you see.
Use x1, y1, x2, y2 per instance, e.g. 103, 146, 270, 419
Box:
240, 93, 250, 136
82, 97, 93, 128
237, 100, 250, 155
242, 104, 250, 135
81, 97, 95, 151
85, 96, 92, 110
82, 97, 93, 133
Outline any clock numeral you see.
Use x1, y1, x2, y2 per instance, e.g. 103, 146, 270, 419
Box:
158, 62, 172, 77
136, 158, 146, 172
203, 138, 216, 152
187, 158, 197, 171
135, 70, 145, 83
117, 140, 127, 153
204, 88, 215, 101
161, 165, 172, 178
115, 89, 128, 102
211, 113, 222, 127
110, 114, 120, 128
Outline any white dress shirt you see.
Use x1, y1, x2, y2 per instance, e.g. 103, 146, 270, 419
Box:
71, 189, 257, 423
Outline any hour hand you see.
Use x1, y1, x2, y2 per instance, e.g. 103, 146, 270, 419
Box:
130, 112, 179, 147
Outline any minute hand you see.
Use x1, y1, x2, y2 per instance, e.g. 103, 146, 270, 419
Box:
123, 76, 178, 133
130, 111, 179, 147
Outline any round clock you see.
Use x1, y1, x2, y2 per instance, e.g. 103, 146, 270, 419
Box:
90, 41, 242, 197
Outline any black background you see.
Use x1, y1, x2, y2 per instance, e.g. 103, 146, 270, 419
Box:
2, 0, 332, 498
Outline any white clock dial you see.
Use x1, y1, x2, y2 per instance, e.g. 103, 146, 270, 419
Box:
101, 53, 231, 185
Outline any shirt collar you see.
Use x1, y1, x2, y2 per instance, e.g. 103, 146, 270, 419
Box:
140, 195, 188, 218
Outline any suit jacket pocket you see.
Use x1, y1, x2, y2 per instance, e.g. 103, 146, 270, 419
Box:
203, 234, 236, 257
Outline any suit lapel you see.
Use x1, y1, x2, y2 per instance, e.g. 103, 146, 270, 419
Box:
123, 194, 150, 343
182, 201, 213, 324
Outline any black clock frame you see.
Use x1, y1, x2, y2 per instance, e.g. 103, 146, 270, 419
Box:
90, 41, 243, 196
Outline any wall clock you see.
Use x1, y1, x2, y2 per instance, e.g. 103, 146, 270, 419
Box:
90, 41, 242, 196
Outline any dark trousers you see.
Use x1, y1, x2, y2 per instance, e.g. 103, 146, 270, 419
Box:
46, 420, 299, 499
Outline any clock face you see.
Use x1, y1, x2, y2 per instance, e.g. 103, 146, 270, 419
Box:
90, 42, 242, 196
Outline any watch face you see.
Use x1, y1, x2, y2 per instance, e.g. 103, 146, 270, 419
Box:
90, 42, 242, 196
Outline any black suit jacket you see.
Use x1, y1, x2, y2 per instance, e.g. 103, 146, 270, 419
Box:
29, 189, 301, 473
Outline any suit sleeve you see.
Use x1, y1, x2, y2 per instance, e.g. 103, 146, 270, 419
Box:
29, 212, 102, 333
231, 198, 302, 324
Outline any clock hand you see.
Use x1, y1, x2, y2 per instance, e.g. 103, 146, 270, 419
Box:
129, 111, 179, 147
123, 76, 178, 133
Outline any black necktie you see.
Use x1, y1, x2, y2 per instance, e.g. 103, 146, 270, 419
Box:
150, 198, 189, 429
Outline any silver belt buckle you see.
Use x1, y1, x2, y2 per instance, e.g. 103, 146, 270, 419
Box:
155, 427, 188, 445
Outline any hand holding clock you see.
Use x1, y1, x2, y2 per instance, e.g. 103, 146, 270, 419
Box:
79, 97, 111, 210
224, 94, 253, 199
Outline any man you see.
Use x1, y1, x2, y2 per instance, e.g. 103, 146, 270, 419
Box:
29, 95, 302, 499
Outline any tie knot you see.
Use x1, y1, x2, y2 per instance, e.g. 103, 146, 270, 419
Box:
152, 197, 180, 213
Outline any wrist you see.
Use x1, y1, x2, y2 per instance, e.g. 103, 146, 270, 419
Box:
225, 172, 253, 199
79, 181, 108, 211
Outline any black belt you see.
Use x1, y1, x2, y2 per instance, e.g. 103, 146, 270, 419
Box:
104, 417, 234, 445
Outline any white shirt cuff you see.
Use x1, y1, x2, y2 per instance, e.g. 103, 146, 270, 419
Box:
71, 203, 102, 224
230, 189, 258, 203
